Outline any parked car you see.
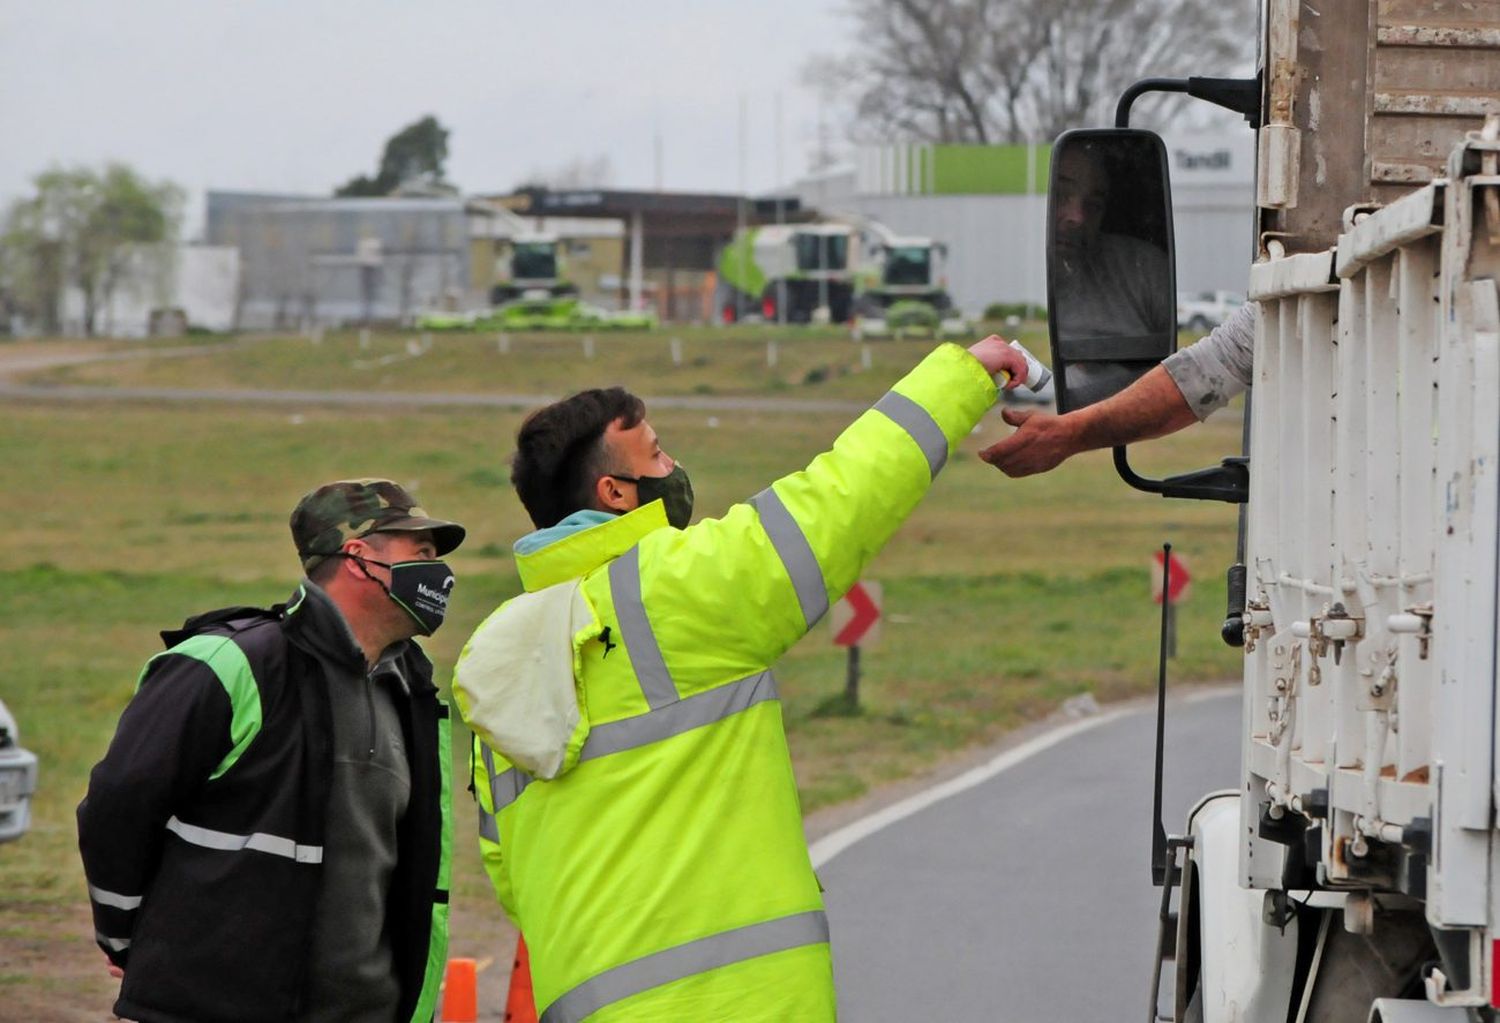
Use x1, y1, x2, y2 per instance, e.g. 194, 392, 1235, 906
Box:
1176, 289, 1244, 332
0, 697, 38, 844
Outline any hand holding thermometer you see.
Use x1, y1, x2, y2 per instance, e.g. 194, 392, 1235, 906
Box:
995, 339, 1052, 393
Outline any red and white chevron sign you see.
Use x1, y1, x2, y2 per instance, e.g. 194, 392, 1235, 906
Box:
832, 581, 882, 647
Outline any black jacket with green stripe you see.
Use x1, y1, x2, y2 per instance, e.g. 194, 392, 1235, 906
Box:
76, 584, 449, 1023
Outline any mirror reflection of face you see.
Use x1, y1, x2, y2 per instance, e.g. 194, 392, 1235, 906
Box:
1053, 146, 1108, 254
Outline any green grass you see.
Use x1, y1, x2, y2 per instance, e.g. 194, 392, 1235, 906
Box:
0, 330, 1244, 1009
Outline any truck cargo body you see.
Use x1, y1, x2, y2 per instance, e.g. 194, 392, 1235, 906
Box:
1187, 133, 1500, 1019
1073, 2, 1500, 1018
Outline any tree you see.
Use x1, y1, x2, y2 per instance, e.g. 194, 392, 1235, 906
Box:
515, 153, 615, 192
336, 115, 456, 197
0, 163, 183, 336
810, 0, 1256, 147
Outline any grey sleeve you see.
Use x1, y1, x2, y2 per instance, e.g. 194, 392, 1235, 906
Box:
1161, 302, 1256, 420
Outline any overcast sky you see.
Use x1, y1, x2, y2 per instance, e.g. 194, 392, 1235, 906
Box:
1, 1, 846, 234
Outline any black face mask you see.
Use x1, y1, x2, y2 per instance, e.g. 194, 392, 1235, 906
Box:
613, 464, 694, 529
351, 556, 455, 636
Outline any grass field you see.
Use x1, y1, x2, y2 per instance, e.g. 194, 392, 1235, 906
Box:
22, 323, 1053, 403
0, 325, 1243, 1018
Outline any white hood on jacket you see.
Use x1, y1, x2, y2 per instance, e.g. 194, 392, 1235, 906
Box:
453, 579, 597, 780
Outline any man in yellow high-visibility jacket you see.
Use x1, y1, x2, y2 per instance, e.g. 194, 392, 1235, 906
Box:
454, 337, 1031, 1022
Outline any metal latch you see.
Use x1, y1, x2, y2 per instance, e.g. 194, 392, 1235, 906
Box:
1388, 602, 1434, 660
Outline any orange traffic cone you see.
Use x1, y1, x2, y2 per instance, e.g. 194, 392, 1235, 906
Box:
504, 935, 537, 1023
441, 957, 479, 1022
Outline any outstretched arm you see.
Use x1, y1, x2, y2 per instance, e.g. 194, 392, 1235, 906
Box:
980, 364, 1197, 477
643, 337, 1024, 685
983, 302, 1257, 477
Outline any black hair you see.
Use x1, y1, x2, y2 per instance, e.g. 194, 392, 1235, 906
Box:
511, 387, 646, 528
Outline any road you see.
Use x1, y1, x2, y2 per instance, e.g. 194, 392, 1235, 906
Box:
814, 689, 1241, 1022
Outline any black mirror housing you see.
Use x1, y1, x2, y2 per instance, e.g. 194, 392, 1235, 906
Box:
1046, 128, 1178, 415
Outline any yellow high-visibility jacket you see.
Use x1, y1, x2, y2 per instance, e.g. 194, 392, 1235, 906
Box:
456, 343, 997, 1022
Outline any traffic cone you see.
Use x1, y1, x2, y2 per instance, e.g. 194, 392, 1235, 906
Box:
504, 935, 537, 1023
441, 957, 478, 1022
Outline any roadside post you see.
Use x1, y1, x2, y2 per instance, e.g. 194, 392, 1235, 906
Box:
1150, 547, 1191, 657
831, 581, 882, 709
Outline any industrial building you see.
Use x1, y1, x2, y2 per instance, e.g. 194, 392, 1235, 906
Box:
206, 188, 799, 328
206, 193, 473, 329
789, 134, 1256, 320
199, 134, 1252, 330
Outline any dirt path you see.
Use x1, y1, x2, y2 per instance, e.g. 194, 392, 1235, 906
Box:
0, 338, 876, 414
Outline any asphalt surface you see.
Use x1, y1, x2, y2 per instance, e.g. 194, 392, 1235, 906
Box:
816, 689, 1241, 1022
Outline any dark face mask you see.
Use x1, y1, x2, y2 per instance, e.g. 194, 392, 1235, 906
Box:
613, 464, 694, 529
352, 556, 456, 636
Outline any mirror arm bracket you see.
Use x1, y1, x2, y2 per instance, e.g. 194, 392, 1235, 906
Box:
1115, 74, 1263, 130
1114, 446, 1249, 504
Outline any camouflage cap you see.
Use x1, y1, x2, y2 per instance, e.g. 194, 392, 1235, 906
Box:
290, 478, 466, 572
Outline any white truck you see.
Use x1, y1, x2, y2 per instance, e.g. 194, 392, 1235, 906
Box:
1042, 1, 1500, 1019
1176, 290, 1245, 334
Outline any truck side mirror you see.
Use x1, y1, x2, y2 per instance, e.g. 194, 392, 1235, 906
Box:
1046, 129, 1177, 415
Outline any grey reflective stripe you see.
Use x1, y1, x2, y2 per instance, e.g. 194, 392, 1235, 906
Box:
96, 932, 131, 952
580, 670, 778, 763
749, 488, 828, 630
873, 391, 948, 479
165, 815, 323, 864
478, 806, 499, 843
540, 910, 829, 1023
89, 885, 142, 911
608, 546, 678, 708
483, 742, 531, 814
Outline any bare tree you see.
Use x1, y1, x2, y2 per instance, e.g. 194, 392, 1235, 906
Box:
813, 0, 1255, 146
517, 154, 615, 191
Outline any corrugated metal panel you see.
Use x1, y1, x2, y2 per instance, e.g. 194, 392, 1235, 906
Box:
1240, 128, 1500, 938
214, 197, 472, 327
1370, 0, 1500, 201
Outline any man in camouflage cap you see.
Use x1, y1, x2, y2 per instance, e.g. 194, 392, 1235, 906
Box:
79, 478, 466, 1023
292, 477, 466, 574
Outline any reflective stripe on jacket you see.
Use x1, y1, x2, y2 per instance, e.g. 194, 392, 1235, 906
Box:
461, 343, 996, 1022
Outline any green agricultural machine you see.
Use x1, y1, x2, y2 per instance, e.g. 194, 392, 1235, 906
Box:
849, 223, 968, 339
712, 216, 967, 337
418, 229, 655, 332
418, 297, 655, 333
489, 234, 576, 305
714, 224, 855, 324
